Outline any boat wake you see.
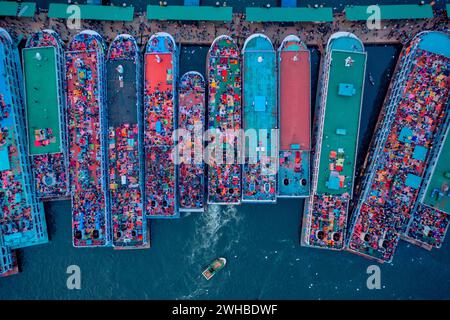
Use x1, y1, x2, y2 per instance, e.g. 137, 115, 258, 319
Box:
178, 205, 241, 299
189, 204, 241, 263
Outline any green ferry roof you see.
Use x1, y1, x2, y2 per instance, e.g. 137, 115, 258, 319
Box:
23, 47, 61, 155
447, 4, 450, 18
48, 3, 134, 21
147, 5, 232, 21
316, 49, 366, 195
243, 36, 277, 154
0, 1, 36, 17
345, 4, 434, 21
423, 129, 450, 214
245, 7, 333, 22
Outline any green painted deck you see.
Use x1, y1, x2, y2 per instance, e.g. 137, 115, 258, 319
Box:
0, 1, 35, 17
147, 5, 232, 21
423, 130, 450, 214
316, 50, 366, 195
245, 7, 333, 22
345, 5, 434, 21
48, 3, 134, 21
23, 47, 61, 155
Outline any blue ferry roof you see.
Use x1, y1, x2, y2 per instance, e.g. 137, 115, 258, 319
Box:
243, 34, 274, 51
0, 148, 10, 171
412, 145, 428, 162
406, 174, 422, 189
418, 32, 450, 58
330, 35, 364, 53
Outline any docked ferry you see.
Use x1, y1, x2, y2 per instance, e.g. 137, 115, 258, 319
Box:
206, 35, 242, 205
66, 30, 111, 247
107, 34, 149, 249
178, 71, 206, 212
301, 32, 367, 250
242, 34, 278, 203
347, 31, 450, 263
277, 35, 311, 198
22, 29, 69, 200
144, 32, 179, 218
0, 28, 48, 249
404, 115, 450, 251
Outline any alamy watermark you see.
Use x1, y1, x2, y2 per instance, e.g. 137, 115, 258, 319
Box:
66, 5, 81, 30
366, 265, 381, 290
66, 265, 81, 290
366, 5, 382, 30
172, 125, 279, 174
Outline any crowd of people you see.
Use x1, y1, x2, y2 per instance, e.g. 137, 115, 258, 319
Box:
407, 204, 449, 249
144, 34, 177, 216
108, 36, 146, 246
27, 30, 60, 48
348, 45, 449, 261
207, 36, 242, 203
0, 94, 34, 235
66, 35, 107, 246
108, 36, 137, 60
32, 154, 68, 198
305, 194, 348, 249
178, 72, 205, 211
242, 160, 277, 201
108, 123, 145, 245
278, 150, 310, 197
145, 147, 176, 216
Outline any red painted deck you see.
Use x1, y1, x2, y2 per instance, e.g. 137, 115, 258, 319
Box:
279, 50, 310, 150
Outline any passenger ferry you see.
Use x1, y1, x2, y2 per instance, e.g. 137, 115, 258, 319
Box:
404, 115, 450, 250
242, 34, 278, 203
178, 71, 206, 212
301, 32, 366, 251
277, 35, 311, 198
207, 35, 242, 205
106, 34, 149, 249
144, 32, 179, 218
347, 31, 450, 263
23, 29, 69, 200
66, 30, 111, 247
0, 28, 48, 249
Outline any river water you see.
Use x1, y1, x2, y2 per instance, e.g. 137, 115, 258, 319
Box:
1, 40, 449, 299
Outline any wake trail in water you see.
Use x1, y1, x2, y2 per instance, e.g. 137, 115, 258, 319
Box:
178, 204, 242, 299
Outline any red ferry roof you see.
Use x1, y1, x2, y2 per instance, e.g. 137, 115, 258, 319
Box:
145, 53, 172, 90
280, 50, 310, 150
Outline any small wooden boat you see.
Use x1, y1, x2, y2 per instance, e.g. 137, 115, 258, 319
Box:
202, 257, 226, 280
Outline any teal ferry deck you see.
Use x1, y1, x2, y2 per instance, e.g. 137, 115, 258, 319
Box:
242, 34, 278, 203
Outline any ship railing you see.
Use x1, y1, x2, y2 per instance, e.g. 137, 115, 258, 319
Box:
0, 235, 14, 276
353, 46, 416, 208
405, 106, 450, 234
303, 50, 332, 242
1, 35, 48, 247
98, 48, 112, 244
310, 51, 331, 193
346, 41, 427, 246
